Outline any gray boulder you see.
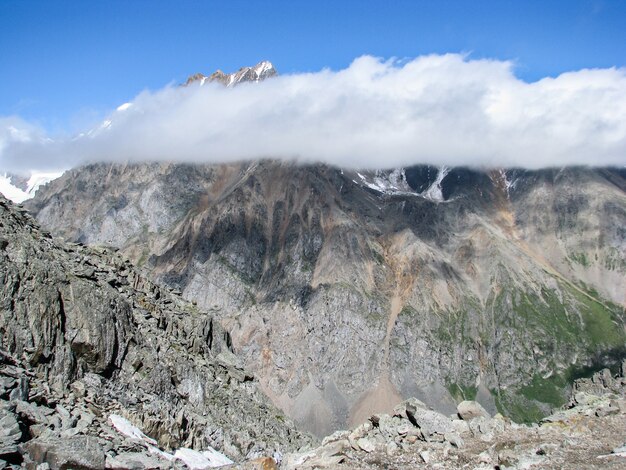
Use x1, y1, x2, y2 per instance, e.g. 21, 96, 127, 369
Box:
21, 437, 106, 470
457, 400, 490, 421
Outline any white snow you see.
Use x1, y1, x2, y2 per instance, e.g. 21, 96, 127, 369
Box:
109, 415, 233, 468
147, 445, 174, 461
116, 102, 133, 112
109, 414, 157, 446
421, 166, 449, 202
355, 169, 418, 196
502, 169, 517, 194
254, 61, 274, 77
0, 171, 62, 203
174, 448, 233, 469
0, 174, 30, 203
26, 171, 64, 195
352, 166, 452, 202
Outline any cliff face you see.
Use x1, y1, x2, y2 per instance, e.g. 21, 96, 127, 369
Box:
0, 194, 310, 467
26, 162, 626, 436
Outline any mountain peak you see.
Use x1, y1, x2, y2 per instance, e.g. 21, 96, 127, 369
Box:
185, 60, 277, 87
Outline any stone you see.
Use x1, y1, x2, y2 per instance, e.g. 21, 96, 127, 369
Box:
411, 408, 454, 441
8, 379, 29, 402
105, 452, 169, 470
457, 400, 490, 421
385, 441, 399, 456
239, 457, 279, 470
22, 437, 106, 470
15, 401, 52, 426
356, 437, 376, 453
444, 432, 464, 448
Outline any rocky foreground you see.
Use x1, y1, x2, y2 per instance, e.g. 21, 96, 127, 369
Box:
282, 367, 626, 469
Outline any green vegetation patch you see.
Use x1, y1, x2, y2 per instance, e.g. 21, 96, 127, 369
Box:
569, 251, 590, 267
519, 373, 567, 408
494, 390, 547, 424
447, 382, 478, 402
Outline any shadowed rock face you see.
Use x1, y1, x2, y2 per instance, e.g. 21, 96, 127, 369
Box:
26, 161, 626, 436
0, 194, 311, 465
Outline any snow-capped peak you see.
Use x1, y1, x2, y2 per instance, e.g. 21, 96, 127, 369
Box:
185, 61, 277, 88
253, 61, 275, 77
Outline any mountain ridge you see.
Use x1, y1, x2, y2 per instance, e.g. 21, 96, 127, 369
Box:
184, 61, 277, 87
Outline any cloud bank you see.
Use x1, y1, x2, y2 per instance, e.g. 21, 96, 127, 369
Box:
2, 54, 626, 172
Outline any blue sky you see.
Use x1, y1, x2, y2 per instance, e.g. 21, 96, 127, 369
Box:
1, 0, 625, 133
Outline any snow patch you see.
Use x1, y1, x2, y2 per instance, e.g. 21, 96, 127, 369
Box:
503, 170, 517, 193
0, 174, 30, 203
421, 166, 449, 202
26, 171, 64, 195
116, 102, 133, 112
254, 61, 274, 77
355, 168, 418, 196
174, 448, 233, 469
0, 171, 62, 203
109, 414, 157, 446
109, 415, 233, 468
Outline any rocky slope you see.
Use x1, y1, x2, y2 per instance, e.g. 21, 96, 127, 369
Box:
26, 161, 626, 438
0, 194, 311, 468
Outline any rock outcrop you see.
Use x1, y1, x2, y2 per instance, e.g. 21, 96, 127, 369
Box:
0, 195, 311, 468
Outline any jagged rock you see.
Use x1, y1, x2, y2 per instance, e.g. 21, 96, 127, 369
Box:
15, 401, 53, 426
8, 379, 28, 402
411, 408, 454, 441
457, 400, 490, 421
21, 436, 106, 470
0, 408, 21, 460
282, 439, 348, 469
356, 437, 376, 453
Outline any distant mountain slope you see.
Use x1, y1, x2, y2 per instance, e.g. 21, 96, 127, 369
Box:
26, 161, 626, 437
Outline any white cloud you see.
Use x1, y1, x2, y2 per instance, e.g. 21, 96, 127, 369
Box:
1, 54, 625, 172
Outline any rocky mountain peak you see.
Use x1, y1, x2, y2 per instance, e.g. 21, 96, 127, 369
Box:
185, 60, 277, 87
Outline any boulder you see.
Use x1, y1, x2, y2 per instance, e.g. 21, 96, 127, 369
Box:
411, 409, 454, 441
21, 437, 106, 470
457, 400, 490, 421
